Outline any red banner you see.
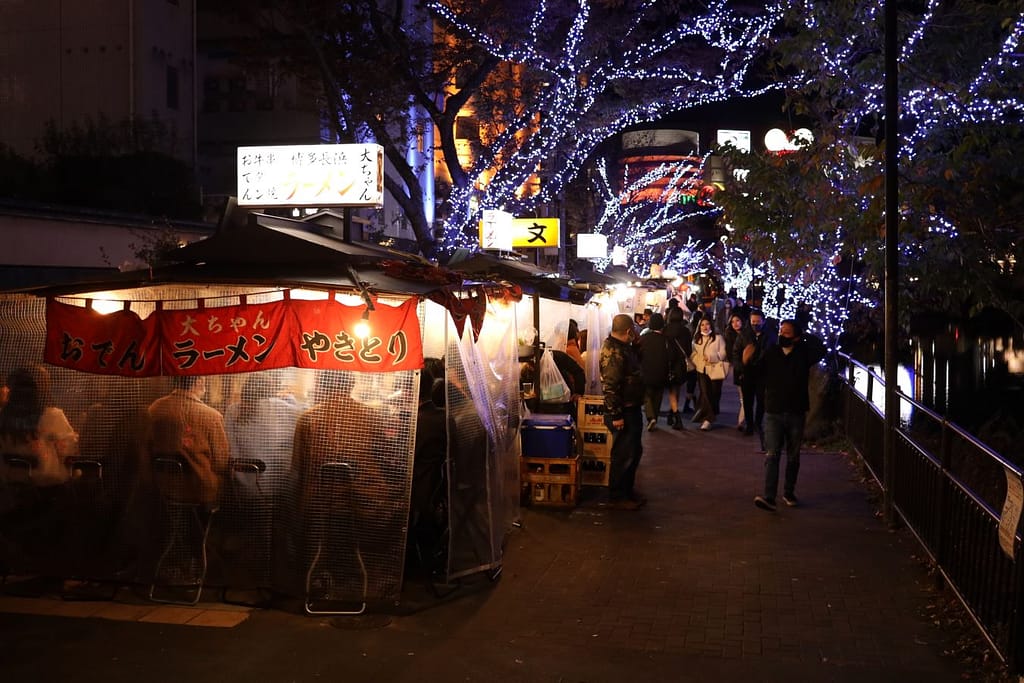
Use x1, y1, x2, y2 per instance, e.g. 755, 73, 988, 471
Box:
159, 299, 295, 375
44, 295, 423, 376
290, 297, 423, 372
44, 299, 160, 376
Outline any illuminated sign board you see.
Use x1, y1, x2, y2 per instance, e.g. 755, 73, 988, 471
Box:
576, 233, 608, 259
237, 144, 384, 208
479, 209, 514, 250
717, 129, 751, 153
477, 217, 560, 249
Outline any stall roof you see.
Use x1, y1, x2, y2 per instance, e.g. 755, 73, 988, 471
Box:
9, 211, 462, 298
21, 262, 452, 299
172, 211, 432, 268
447, 251, 596, 304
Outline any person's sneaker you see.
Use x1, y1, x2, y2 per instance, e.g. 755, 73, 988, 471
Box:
754, 496, 777, 512
700, 420, 712, 431
782, 494, 799, 507
646, 418, 658, 432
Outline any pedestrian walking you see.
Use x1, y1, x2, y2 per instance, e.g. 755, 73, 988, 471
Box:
663, 301, 691, 430
690, 318, 729, 430
734, 309, 776, 447
599, 314, 647, 510
724, 313, 747, 430
753, 319, 827, 512
637, 312, 670, 431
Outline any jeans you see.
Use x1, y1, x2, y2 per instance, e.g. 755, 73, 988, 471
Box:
762, 411, 806, 501
605, 405, 643, 500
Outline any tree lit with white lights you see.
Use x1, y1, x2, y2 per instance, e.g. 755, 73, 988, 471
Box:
427, 0, 791, 250
588, 156, 717, 277
715, 0, 1024, 341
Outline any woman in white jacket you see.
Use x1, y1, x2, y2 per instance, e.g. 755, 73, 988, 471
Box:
0, 365, 78, 486
690, 318, 730, 431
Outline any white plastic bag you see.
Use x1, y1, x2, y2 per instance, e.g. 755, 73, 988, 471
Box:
538, 349, 571, 403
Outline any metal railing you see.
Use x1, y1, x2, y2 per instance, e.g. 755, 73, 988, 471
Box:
838, 353, 1024, 671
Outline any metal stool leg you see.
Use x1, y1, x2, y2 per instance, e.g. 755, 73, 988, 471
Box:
303, 462, 366, 615
149, 505, 215, 606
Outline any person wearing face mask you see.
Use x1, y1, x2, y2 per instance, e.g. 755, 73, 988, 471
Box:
753, 320, 827, 512
734, 310, 776, 447
599, 314, 647, 510
690, 317, 730, 430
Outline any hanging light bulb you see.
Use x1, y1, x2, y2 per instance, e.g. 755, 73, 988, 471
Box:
354, 307, 371, 339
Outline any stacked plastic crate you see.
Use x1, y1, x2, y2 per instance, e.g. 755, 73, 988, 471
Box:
577, 396, 611, 487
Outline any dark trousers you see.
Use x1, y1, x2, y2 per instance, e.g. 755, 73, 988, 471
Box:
740, 375, 766, 433
643, 385, 665, 423
696, 374, 723, 420
762, 411, 806, 500
605, 405, 643, 500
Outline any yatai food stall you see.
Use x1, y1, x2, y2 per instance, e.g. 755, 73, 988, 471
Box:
0, 211, 523, 613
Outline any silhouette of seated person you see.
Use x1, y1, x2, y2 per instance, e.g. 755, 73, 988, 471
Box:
76, 377, 150, 495
225, 371, 301, 502
291, 371, 388, 529
291, 371, 390, 594
0, 365, 79, 488
0, 365, 79, 560
145, 375, 230, 509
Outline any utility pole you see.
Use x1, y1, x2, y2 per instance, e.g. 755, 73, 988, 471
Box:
883, 0, 900, 527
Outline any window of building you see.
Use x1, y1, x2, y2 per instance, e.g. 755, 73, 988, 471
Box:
228, 78, 246, 112
455, 116, 479, 141
166, 66, 179, 110
202, 77, 221, 113
253, 68, 274, 111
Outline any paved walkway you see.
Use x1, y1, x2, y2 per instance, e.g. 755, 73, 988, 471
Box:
0, 393, 973, 682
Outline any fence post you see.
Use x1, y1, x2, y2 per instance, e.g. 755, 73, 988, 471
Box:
933, 419, 952, 590
1012, 549, 1024, 675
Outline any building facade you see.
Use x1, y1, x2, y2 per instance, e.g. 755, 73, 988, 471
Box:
0, 0, 196, 164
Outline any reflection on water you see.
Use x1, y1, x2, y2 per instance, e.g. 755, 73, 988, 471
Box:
909, 334, 1023, 417
850, 364, 915, 425
995, 337, 1024, 374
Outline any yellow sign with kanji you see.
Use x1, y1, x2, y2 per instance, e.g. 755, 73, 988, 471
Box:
478, 217, 560, 249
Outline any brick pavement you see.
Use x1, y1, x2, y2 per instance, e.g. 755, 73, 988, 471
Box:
0, 393, 973, 682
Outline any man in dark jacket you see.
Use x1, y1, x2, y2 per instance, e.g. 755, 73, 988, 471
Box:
753, 320, 827, 512
600, 314, 646, 510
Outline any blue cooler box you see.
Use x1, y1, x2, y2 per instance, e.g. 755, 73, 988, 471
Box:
521, 414, 575, 458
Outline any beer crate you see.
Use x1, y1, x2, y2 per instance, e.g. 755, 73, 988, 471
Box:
579, 428, 612, 459
577, 395, 607, 430
580, 455, 611, 487
521, 455, 580, 507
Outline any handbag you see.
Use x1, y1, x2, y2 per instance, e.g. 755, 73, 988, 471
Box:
705, 361, 727, 381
